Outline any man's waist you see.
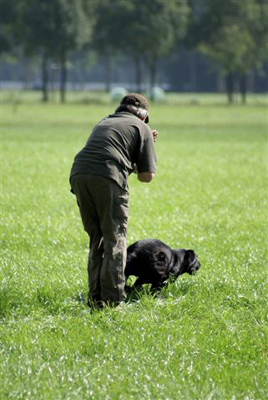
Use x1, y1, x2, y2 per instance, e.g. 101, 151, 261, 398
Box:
70, 160, 129, 190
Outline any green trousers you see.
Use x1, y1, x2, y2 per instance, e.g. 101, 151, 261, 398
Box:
70, 174, 129, 306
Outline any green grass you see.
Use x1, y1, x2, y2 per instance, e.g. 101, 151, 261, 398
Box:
1, 92, 267, 399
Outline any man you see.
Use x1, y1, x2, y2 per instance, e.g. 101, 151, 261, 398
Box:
70, 93, 157, 308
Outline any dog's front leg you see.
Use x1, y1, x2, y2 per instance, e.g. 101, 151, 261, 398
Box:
124, 277, 145, 293
132, 277, 147, 290
124, 277, 144, 294
150, 281, 166, 294
124, 284, 133, 294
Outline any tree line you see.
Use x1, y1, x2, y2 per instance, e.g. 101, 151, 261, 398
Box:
1, 0, 267, 103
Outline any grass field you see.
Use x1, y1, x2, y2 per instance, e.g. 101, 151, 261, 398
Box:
1, 92, 267, 399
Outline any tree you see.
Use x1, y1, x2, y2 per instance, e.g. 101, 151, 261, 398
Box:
92, 0, 189, 96
16, 0, 92, 102
191, 0, 268, 103
238, 0, 268, 103
0, 0, 17, 55
90, 0, 126, 92
52, 0, 93, 103
126, 0, 190, 95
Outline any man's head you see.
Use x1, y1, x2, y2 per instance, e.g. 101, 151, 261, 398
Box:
116, 93, 149, 123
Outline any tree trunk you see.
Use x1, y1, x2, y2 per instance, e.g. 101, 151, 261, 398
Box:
226, 72, 235, 104
190, 52, 196, 92
217, 74, 225, 93
22, 56, 30, 90
135, 55, 142, 93
105, 52, 112, 92
149, 56, 157, 99
248, 69, 255, 93
239, 73, 247, 104
41, 52, 49, 102
60, 51, 67, 103
143, 56, 149, 98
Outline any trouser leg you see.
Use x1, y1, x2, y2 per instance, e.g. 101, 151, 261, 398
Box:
87, 229, 103, 304
95, 181, 128, 305
100, 228, 127, 305
71, 174, 129, 306
70, 174, 103, 303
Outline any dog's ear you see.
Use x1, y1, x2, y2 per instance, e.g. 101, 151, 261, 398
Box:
185, 250, 196, 261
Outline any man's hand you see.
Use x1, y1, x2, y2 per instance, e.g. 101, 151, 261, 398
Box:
133, 164, 155, 182
138, 172, 155, 182
152, 130, 158, 142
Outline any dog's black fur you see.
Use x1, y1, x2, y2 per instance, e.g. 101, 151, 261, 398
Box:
125, 239, 201, 293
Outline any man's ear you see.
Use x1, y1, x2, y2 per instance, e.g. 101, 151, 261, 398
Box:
137, 108, 148, 122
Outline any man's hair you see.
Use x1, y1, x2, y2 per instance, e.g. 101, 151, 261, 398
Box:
116, 93, 149, 123
120, 93, 148, 110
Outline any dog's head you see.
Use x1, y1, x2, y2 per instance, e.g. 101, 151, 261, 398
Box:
172, 249, 201, 278
182, 249, 201, 275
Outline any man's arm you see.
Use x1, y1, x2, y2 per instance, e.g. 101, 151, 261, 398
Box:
132, 164, 155, 183
134, 127, 157, 183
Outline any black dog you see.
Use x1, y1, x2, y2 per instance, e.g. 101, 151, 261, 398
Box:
125, 239, 201, 293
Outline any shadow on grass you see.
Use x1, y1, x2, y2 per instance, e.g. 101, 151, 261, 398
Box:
124, 278, 198, 304
2, 277, 262, 320
0, 285, 87, 319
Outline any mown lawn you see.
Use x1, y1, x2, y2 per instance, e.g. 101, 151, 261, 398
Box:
1, 93, 267, 399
